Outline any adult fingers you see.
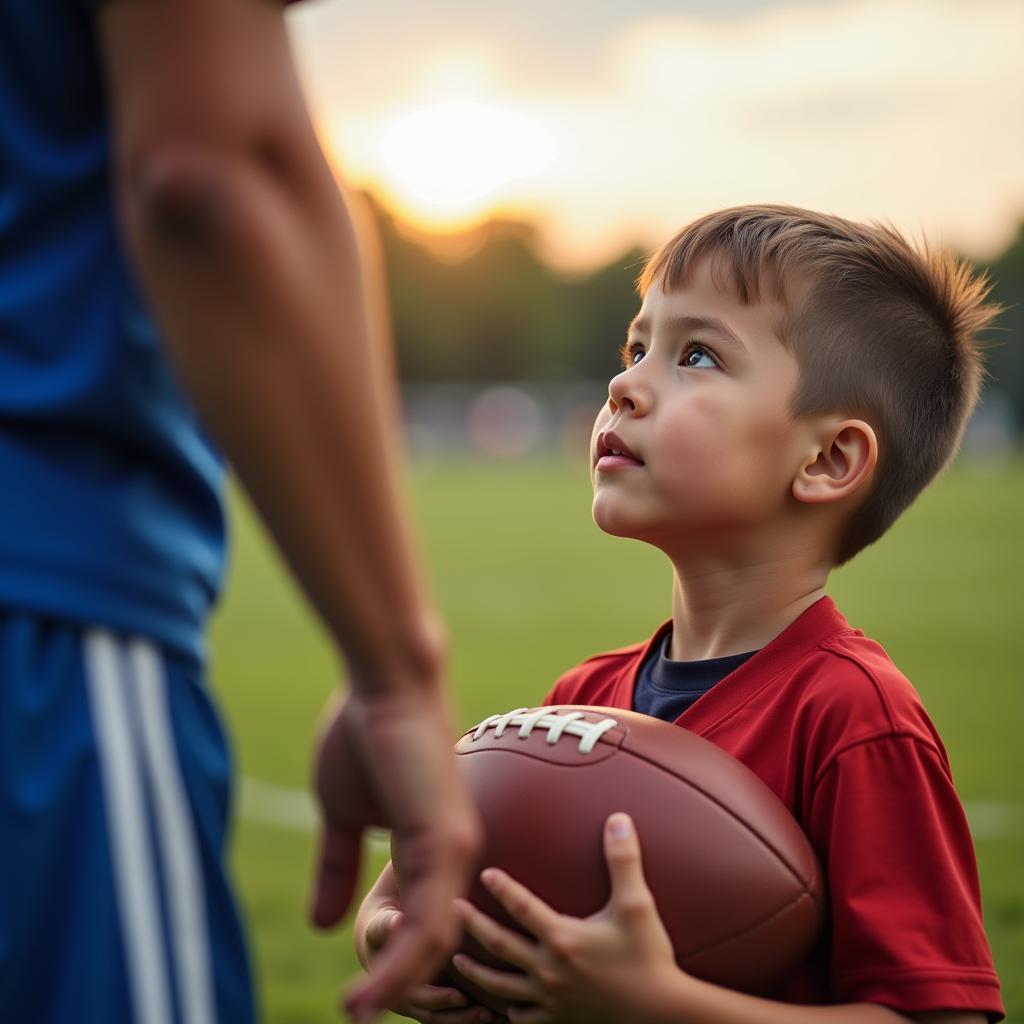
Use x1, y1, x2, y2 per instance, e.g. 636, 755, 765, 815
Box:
346, 905, 458, 1022
309, 824, 361, 929
347, 817, 477, 1018
392, 981, 471, 1014
393, 822, 475, 949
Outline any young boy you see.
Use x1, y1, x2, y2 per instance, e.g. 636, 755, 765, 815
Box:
354, 205, 1005, 1023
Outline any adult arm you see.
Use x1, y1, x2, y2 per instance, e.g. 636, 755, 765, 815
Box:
93, 0, 479, 1015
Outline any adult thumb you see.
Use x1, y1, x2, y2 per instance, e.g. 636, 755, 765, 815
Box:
310, 824, 363, 929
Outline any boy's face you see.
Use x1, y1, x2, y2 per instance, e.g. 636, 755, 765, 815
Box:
591, 256, 811, 551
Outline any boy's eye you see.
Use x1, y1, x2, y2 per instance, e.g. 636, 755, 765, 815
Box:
619, 342, 645, 369
682, 344, 716, 369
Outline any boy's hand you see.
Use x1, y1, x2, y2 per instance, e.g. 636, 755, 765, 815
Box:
452, 814, 678, 1024
311, 691, 481, 1020
363, 907, 496, 1024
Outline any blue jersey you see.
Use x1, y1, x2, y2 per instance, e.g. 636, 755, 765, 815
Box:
0, 1, 226, 659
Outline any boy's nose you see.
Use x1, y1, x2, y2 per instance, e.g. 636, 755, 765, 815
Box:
608, 368, 650, 416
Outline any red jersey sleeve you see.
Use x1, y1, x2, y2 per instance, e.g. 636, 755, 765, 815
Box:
543, 669, 581, 706
808, 734, 1003, 1020
541, 676, 566, 706
541, 634, 658, 709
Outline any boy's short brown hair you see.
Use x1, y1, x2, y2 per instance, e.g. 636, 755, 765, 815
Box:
639, 204, 1000, 564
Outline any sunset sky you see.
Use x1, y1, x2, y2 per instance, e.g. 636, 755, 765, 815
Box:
287, 0, 1024, 270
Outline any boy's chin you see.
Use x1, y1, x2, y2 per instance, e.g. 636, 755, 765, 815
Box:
591, 503, 652, 541
592, 500, 694, 550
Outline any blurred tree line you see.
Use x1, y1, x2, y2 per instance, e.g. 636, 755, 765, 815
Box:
370, 195, 1024, 430
373, 197, 643, 385
985, 223, 1024, 428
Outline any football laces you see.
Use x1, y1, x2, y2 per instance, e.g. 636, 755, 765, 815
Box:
470, 707, 619, 754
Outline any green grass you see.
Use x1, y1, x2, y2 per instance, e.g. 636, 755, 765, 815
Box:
210, 455, 1024, 1021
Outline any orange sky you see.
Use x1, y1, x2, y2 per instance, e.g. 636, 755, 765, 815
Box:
288, 0, 1024, 271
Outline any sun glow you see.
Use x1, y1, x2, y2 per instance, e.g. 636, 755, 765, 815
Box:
299, 2, 1024, 268
360, 96, 554, 231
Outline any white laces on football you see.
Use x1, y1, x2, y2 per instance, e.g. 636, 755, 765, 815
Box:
470, 708, 619, 754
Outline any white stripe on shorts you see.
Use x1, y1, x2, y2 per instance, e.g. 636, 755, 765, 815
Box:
85, 631, 216, 1024
130, 639, 215, 1024
84, 631, 174, 1024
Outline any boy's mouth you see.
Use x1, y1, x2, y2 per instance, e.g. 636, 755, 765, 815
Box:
595, 430, 644, 470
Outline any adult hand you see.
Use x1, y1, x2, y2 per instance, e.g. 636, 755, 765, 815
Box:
452, 814, 679, 1024
311, 687, 481, 1021
362, 907, 495, 1024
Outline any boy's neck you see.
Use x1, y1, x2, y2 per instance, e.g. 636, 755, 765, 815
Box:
668, 556, 828, 662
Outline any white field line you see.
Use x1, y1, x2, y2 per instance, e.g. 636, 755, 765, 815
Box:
962, 800, 1024, 840
240, 776, 1024, 842
239, 776, 391, 850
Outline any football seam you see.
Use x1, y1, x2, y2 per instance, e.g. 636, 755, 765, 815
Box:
455, 745, 618, 767
620, 744, 815, 891
678, 888, 819, 964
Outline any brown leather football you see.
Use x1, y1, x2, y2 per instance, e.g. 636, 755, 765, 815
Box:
432, 705, 826, 1013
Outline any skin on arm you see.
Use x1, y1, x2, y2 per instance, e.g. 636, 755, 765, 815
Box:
93, 0, 480, 1017
453, 815, 986, 1024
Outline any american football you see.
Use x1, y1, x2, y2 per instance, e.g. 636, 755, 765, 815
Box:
435, 705, 826, 1011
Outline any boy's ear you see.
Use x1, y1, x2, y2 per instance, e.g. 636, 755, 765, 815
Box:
792, 418, 878, 505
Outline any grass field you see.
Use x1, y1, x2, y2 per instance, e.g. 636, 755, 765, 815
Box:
210, 455, 1024, 1022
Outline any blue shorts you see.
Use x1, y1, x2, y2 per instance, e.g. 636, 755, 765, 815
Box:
0, 613, 255, 1023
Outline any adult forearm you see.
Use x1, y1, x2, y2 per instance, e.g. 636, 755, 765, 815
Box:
118, 140, 443, 691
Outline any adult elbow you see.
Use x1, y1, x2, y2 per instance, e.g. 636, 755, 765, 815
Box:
124, 141, 258, 251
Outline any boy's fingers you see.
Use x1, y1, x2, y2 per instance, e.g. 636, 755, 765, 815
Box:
396, 1006, 493, 1024
507, 1005, 554, 1024
603, 814, 655, 911
309, 824, 361, 929
454, 898, 538, 969
476, 868, 562, 939
364, 908, 404, 954
451, 952, 538, 1003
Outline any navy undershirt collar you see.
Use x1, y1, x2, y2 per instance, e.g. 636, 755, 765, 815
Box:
633, 631, 757, 721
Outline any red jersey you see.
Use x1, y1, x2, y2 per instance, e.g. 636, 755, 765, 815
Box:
543, 597, 1004, 1020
